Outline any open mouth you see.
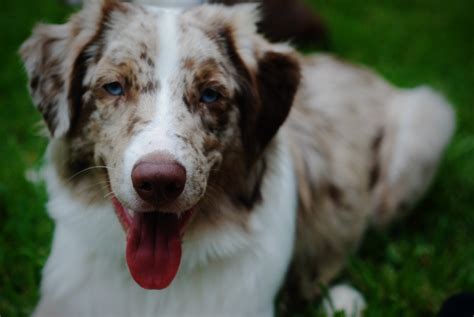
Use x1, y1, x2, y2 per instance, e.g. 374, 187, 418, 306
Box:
111, 196, 195, 290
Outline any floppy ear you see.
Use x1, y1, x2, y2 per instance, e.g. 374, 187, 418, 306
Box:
19, 0, 123, 138
213, 4, 301, 161
253, 49, 301, 156
20, 22, 75, 137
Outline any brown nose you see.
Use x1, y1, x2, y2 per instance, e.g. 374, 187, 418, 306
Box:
131, 153, 186, 207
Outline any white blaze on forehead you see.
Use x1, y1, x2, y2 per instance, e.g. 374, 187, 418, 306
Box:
149, 7, 182, 152
155, 8, 181, 93
119, 8, 197, 210
126, 6, 182, 141
155, 8, 181, 127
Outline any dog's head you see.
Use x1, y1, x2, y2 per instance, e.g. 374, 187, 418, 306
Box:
21, 0, 300, 290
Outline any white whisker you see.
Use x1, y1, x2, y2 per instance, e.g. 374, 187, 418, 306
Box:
67, 165, 115, 183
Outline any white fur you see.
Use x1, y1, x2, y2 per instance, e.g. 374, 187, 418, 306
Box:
34, 135, 297, 317
371, 86, 455, 226
387, 87, 454, 185
323, 284, 366, 317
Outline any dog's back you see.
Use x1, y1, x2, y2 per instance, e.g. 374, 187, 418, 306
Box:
282, 54, 454, 308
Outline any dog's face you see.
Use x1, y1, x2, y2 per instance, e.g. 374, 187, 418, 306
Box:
21, 0, 300, 290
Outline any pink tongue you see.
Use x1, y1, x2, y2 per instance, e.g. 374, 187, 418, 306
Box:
126, 212, 182, 290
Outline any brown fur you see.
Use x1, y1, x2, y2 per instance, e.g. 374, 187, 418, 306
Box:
211, 0, 329, 48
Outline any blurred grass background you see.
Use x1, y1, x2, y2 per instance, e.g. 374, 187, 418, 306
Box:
0, 0, 473, 316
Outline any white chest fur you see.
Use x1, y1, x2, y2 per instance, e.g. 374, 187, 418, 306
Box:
34, 137, 297, 317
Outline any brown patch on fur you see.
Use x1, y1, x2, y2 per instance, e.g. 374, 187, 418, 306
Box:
50, 74, 64, 92
140, 80, 158, 94
211, 0, 329, 48
192, 59, 222, 87
126, 115, 140, 136
235, 159, 266, 209
182, 95, 191, 110
146, 57, 155, 68
68, 50, 95, 134
326, 183, 343, 208
39, 103, 58, 133
199, 101, 232, 134
182, 57, 195, 70
254, 51, 301, 154
202, 135, 220, 156
138, 46, 155, 69
182, 57, 234, 134
369, 128, 384, 190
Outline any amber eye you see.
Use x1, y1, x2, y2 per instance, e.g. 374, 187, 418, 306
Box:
103, 82, 124, 96
200, 88, 221, 104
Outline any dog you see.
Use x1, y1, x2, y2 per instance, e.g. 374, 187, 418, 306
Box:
20, 1, 454, 316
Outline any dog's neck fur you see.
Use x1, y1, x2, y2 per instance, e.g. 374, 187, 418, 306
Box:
37, 133, 297, 317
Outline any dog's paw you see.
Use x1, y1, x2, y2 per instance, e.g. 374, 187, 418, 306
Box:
322, 284, 366, 317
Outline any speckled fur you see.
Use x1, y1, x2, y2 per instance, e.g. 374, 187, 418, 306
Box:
280, 55, 454, 311
21, 1, 454, 316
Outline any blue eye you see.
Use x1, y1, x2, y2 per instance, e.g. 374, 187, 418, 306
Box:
103, 82, 124, 96
200, 88, 221, 104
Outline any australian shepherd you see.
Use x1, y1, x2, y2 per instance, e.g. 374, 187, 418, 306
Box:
20, 1, 454, 316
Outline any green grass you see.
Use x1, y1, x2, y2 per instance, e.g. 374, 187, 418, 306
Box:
0, 0, 473, 316
0, 2, 74, 316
